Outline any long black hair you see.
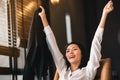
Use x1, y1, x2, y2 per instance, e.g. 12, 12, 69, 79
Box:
23, 7, 53, 80
64, 42, 88, 70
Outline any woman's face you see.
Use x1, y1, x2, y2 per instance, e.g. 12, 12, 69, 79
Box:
65, 44, 82, 65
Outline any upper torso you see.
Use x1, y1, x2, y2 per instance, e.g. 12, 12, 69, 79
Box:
44, 26, 104, 80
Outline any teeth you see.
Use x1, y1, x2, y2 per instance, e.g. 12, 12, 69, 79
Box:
69, 55, 75, 59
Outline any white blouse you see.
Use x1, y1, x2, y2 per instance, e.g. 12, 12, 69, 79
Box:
44, 26, 104, 80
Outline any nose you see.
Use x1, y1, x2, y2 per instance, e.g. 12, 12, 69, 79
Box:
69, 50, 73, 54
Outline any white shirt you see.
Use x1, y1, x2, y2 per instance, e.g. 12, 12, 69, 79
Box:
44, 26, 104, 80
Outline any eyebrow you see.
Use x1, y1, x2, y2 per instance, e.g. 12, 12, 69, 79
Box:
66, 46, 78, 50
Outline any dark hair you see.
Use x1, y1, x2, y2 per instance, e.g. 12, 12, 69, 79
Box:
64, 42, 87, 70
31, 7, 43, 31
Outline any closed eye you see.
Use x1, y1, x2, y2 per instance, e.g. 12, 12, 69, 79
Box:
66, 50, 70, 53
74, 48, 77, 50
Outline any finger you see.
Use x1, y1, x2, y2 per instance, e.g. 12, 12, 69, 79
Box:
39, 6, 43, 11
40, 6, 43, 10
39, 6, 42, 9
111, 6, 114, 11
106, 1, 111, 7
108, 1, 113, 8
109, 1, 113, 8
109, 0, 113, 5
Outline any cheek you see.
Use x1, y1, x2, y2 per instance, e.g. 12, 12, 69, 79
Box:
76, 51, 82, 60
65, 53, 69, 59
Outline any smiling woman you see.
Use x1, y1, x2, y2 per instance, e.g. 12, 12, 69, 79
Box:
64, 42, 86, 69
39, 1, 114, 80
65, 44, 82, 71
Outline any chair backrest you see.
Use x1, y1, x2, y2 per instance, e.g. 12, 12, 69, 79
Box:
54, 58, 111, 80
94, 58, 111, 80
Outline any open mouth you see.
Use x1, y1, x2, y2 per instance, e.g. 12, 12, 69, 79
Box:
69, 55, 75, 59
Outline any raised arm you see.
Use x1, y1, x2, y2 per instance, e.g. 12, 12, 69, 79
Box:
38, 6, 49, 27
38, 6, 67, 73
86, 1, 114, 79
99, 0, 114, 28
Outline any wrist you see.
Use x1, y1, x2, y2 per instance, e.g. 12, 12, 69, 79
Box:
41, 17, 49, 27
40, 14, 46, 19
102, 12, 108, 18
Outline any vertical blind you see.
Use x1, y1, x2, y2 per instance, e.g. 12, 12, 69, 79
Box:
0, 0, 10, 67
0, 0, 9, 47
16, 0, 41, 48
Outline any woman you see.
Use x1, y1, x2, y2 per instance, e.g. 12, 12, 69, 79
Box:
39, 1, 114, 80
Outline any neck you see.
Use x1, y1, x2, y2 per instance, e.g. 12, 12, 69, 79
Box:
70, 63, 80, 72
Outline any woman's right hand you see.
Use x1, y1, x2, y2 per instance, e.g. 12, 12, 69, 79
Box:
38, 6, 49, 27
38, 6, 46, 18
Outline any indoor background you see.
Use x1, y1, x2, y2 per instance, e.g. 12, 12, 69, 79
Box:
0, 0, 120, 80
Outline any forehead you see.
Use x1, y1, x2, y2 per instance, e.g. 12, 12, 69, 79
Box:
66, 44, 79, 49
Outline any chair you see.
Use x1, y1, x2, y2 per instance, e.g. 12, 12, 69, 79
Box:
54, 58, 111, 80
0, 46, 20, 80
94, 58, 111, 80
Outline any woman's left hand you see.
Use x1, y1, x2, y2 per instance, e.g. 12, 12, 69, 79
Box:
103, 0, 114, 15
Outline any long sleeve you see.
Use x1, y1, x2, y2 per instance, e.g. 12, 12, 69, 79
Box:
86, 26, 104, 79
44, 26, 67, 73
